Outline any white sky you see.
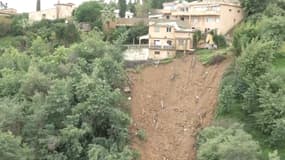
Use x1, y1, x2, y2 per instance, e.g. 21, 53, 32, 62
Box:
4, 0, 90, 13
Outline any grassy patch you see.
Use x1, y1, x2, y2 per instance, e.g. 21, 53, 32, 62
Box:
159, 57, 174, 64
195, 48, 230, 65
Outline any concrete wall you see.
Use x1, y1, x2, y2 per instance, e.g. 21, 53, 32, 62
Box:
29, 5, 75, 22
219, 4, 243, 34
124, 48, 149, 61
149, 50, 176, 60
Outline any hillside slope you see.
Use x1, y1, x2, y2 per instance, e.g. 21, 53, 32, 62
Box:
129, 55, 231, 160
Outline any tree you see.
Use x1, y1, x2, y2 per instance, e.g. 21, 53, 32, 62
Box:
36, 0, 41, 11
0, 131, 33, 160
74, 1, 103, 29
135, 0, 151, 17
93, 56, 126, 88
269, 150, 280, 160
10, 13, 29, 36
119, 0, 127, 18
217, 85, 236, 115
197, 124, 262, 160
239, 0, 269, 16
29, 36, 50, 57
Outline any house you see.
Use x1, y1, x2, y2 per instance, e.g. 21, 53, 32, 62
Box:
146, 0, 243, 60
0, 1, 17, 17
160, 0, 244, 35
0, 8, 17, 17
148, 20, 195, 60
114, 10, 134, 19
29, 3, 75, 22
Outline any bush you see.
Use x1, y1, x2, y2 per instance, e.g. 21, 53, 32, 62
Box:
217, 85, 236, 116
193, 30, 202, 48
137, 129, 146, 141
213, 35, 227, 48
208, 55, 226, 65
197, 124, 262, 160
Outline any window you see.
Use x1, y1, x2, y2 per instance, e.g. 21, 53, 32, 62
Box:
237, 10, 240, 13
155, 51, 160, 55
154, 26, 160, 32
206, 17, 215, 23
166, 27, 172, 32
154, 40, 161, 46
167, 40, 172, 46
42, 14, 46, 19
181, 17, 185, 21
216, 17, 220, 23
229, 9, 232, 12
166, 15, 170, 19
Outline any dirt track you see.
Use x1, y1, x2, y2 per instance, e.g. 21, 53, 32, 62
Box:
129, 55, 231, 160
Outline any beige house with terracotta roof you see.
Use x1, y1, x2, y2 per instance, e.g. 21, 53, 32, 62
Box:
161, 0, 243, 34
147, 0, 243, 60
148, 20, 195, 60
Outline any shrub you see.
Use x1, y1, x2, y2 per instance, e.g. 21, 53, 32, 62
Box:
137, 129, 146, 141
208, 55, 226, 65
213, 35, 227, 48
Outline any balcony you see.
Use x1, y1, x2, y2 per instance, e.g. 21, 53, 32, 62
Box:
189, 10, 220, 16
149, 45, 176, 50
172, 10, 220, 16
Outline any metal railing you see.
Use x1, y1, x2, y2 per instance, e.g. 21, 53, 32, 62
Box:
123, 44, 149, 49
149, 45, 176, 50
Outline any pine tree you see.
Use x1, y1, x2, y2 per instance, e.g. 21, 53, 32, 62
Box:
36, 0, 41, 11
119, 0, 127, 18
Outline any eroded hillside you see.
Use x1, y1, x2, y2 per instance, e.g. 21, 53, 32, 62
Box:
129, 55, 231, 160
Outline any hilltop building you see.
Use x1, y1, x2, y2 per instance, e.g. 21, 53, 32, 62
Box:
146, 0, 244, 60
0, 1, 17, 17
148, 20, 195, 60
29, 2, 75, 21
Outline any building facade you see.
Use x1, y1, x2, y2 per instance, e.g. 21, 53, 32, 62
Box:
148, 20, 195, 60
29, 3, 75, 22
147, 0, 243, 60
161, 0, 243, 34
0, 8, 17, 17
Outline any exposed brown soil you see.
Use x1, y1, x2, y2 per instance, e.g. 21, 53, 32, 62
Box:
128, 55, 231, 160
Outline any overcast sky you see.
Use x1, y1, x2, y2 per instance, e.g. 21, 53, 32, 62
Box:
5, 0, 90, 13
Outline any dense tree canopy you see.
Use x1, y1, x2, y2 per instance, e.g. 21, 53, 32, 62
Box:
197, 125, 262, 160
74, 1, 103, 28
0, 28, 136, 159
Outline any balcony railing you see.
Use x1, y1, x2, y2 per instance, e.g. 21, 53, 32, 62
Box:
149, 45, 176, 50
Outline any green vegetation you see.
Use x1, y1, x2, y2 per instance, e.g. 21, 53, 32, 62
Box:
0, 2, 145, 158
119, 0, 127, 18
137, 129, 147, 141
196, 48, 228, 65
197, 0, 285, 159
197, 124, 262, 160
74, 1, 104, 30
